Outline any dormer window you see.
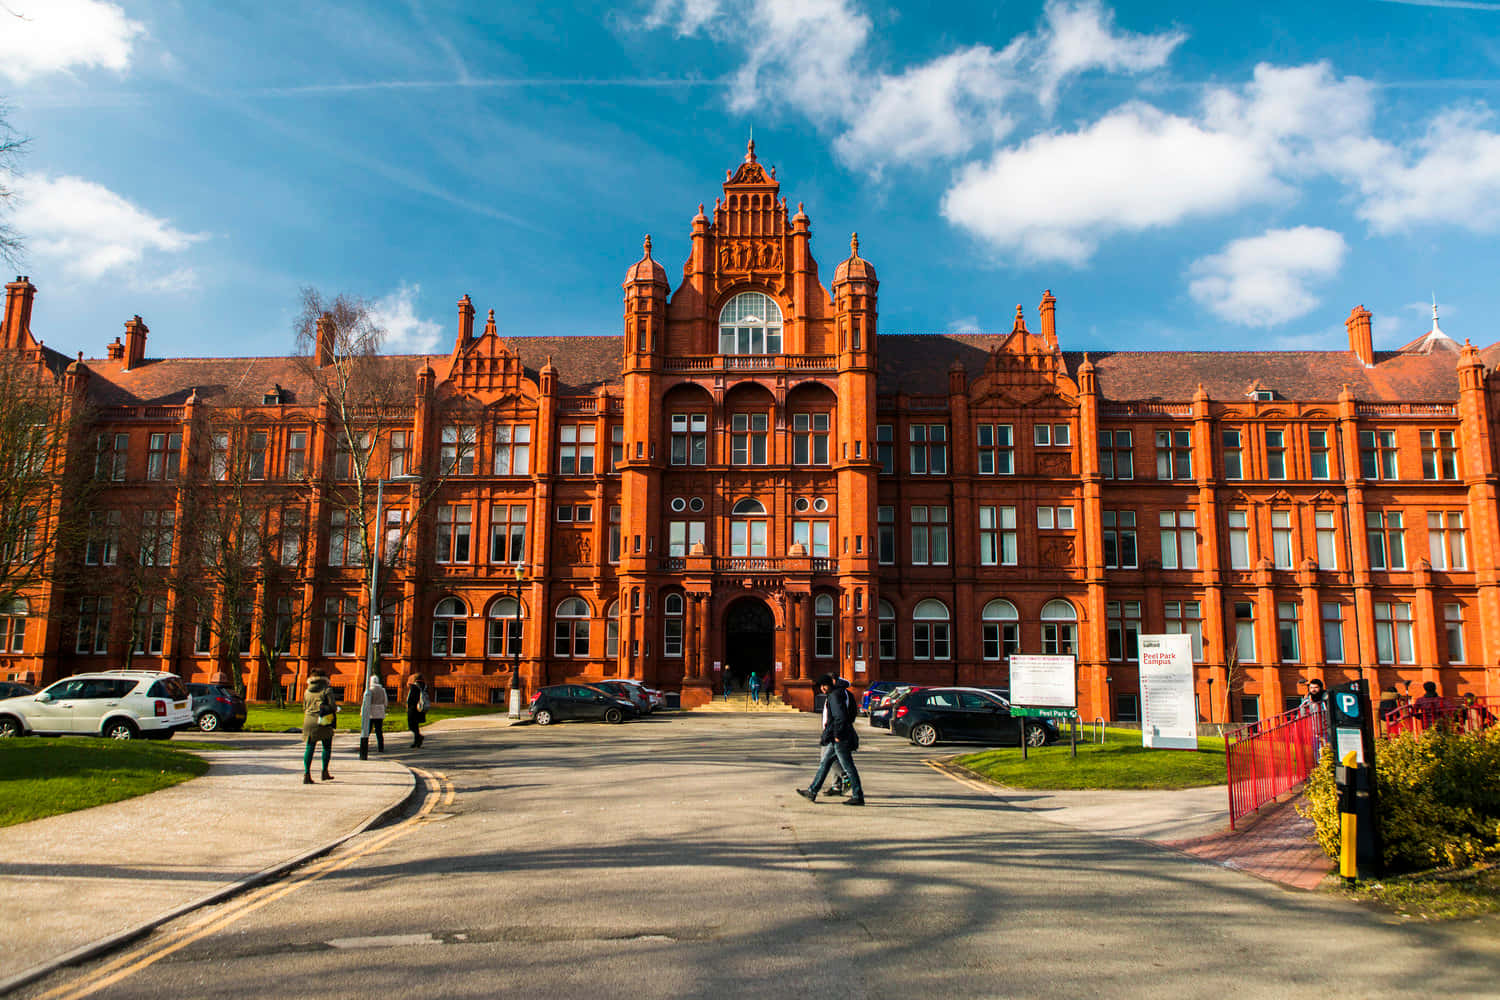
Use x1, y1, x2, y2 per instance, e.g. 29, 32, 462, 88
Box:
1250, 388, 1275, 402
718, 292, 783, 355
263, 385, 285, 405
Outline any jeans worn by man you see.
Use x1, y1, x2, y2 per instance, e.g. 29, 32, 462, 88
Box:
796, 674, 864, 806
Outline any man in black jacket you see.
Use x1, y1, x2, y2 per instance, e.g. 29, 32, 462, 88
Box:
796, 674, 864, 806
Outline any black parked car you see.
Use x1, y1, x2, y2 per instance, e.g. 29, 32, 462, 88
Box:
187, 683, 247, 732
528, 684, 640, 726
891, 687, 1057, 748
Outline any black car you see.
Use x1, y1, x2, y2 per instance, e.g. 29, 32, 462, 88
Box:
528, 684, 640, 726
187, 683, 247, 732
0, 681, 35, 701
891, 687, 1057, 748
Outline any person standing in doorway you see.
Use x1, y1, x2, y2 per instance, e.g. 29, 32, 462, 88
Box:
796, 674, 864, 806
749, 671, 761, 705
364, 674, 388, 753
301, 668, 337, 784
407, 674, 429, 748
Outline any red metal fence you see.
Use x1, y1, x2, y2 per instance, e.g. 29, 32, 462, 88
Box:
1226, 696, 1498, 829
1225, 707, 1326, 830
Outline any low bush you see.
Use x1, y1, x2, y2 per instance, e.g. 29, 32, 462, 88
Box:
1301, 726, 1500, 871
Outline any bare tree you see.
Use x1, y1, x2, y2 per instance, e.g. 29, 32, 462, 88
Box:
0, 100, 26, 268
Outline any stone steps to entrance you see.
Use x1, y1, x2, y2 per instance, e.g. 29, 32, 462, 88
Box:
691, 692, 801, 714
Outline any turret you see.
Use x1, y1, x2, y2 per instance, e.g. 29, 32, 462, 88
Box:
622, 234, 669, 369
832, 232, 878, 357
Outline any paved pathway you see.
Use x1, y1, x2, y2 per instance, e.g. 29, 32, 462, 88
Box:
0, 737, 412, 991
15, 714, 1496, 1000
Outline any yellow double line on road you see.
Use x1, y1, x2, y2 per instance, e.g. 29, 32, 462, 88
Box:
37, 768, 454, 1000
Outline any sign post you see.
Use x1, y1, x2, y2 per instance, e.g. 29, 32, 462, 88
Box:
1009, 654, 1077, 760
1138, 634, 1197, 750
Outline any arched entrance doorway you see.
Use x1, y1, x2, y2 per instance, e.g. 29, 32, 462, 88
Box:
723, 598, 774, 693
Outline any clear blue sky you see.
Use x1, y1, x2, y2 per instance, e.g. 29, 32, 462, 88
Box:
4, 0, 1500, 361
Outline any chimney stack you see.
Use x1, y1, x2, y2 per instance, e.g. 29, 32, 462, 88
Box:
1346, 305, 1374, 368
456, 294, 475, 351
1038, 289, 1057, 350
3, 276, 36, 351
123, 315, 148, 370
106, 337, 124, 361
315, 312, 336, 367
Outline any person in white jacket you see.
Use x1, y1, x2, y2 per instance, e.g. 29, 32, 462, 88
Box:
364, 675, 389, 753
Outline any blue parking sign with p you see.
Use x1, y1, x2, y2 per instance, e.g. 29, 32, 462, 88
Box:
1336, 692, 1360, 718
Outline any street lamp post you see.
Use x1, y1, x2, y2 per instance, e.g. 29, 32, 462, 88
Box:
361, 474, 420, 761
509, 562, 524, 719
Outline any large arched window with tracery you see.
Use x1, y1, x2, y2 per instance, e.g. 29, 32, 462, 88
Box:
486, 597, 523, 658
718, 292, 783, 355
432, 597, 468, 657
553, 597, 591, 658
981, 600, 1019, 661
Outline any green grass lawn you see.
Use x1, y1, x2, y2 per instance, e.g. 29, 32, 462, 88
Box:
240, 703, 500, 733
952, 728, 1227, 790
0, 738, 209, 826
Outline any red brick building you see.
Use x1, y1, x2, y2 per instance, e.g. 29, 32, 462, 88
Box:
2, 144, 1497, 719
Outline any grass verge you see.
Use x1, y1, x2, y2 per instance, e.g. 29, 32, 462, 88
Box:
0, 738, 209, 827
1341, 866, 1500, 921
240, 703, 499, 734
952, 728, 1226, 790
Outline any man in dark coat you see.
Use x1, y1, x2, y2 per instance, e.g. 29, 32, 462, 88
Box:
796, 674, 864, 806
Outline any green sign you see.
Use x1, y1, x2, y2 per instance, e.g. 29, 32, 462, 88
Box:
1012, 706, 1078, 720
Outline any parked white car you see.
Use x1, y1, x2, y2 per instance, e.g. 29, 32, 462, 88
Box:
0, 671, 194, 740
613, 678, 665, 711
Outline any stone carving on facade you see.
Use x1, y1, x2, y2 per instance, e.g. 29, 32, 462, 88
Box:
1039, 538, 1076, 569
1035, 453, 1072, 477
720, 240, 783, 274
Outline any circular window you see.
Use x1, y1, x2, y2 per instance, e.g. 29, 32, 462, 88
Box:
794, 497, 810, 513
670, 497, 687, 512
689, 497, 705, 512
812, 497, 828, 513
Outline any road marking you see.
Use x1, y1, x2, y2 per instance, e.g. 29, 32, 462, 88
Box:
923, 758, 998, 797
37, 768, 453, 1000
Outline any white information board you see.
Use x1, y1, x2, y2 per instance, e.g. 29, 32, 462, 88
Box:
1138, 634, 1198, 750
1010, 655, 1076, 708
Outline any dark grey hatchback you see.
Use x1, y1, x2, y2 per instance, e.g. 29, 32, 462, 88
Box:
891, 687, 1057, 748
527, 684, 640, 726
187, 683, 247, 732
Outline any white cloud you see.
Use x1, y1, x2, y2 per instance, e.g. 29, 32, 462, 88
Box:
369, 285, 444, 354
834, 45, 1021, 168
942, 104, 1278, 265
947, 315, 982, 335
1188, 227, 1347, 327
12, 174, 205, 287
0, 0, 145, 84
1336, 108, 1500, 233
1034, 0, 1185, 109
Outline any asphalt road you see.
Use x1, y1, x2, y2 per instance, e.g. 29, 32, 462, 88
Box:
21, 715, 1500, 1000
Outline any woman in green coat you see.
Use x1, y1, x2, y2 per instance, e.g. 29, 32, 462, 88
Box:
302, 668, 338, 784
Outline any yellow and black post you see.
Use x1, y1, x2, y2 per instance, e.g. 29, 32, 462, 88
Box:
1329, 679, 1384, 881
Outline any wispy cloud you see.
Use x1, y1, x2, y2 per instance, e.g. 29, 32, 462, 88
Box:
1373, 0, 1500, 10
239, 77, 724, 99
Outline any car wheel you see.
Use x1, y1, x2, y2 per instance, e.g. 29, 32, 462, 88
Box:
197, 712, 220, 732
104, 720, 138, 741
0, 716, 21, 738
534, 708, 553, 726
911, 722, 939, 747
604, 707, 624, 724
1023, 723, 1047, 748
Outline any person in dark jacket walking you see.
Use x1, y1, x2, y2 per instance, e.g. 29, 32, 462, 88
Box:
407, 674, 428, 748
301, 668, 338, 784
796, 674, 864, 805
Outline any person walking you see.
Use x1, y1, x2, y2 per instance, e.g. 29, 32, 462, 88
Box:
407, 674, 429, 748
722, 673, 731, 702
749, 671, 761, 705
364, 674, 388, 753
301, 668, 338, 784
795, 674, 864, 806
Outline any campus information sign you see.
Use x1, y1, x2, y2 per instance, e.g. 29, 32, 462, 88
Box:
1139, 634, 1198, 750
1009, 654, 1077, 719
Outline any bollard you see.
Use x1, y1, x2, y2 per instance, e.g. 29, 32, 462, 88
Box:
1338, 750, 1359, 884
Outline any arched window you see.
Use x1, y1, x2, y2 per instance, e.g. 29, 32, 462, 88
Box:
1041, 599, 1078, 656
913, 599, 950, 661
554, 597, 591, 658
664, 593, 684, 658
0, 598, 26, 654
982, 600, 1019, 661
606, 600, 620, 659
814, 593, 836, 658
432, 597, 468, 657
486, 597, 523, 658
718, 292, 783, 355
731, 498, 769, 556
878, 600, 896, 661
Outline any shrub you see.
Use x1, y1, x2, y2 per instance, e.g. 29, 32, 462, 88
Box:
1300, 726, 1500, 872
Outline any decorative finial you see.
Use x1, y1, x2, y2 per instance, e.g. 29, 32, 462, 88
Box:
746, 134, 756, 163
487, 308, 495, 321
643, 234, 653, 259
698, 203, 705, 214
1433, 292, 1438, 322
850, 232, 859, 257
798, 202, 804, 213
